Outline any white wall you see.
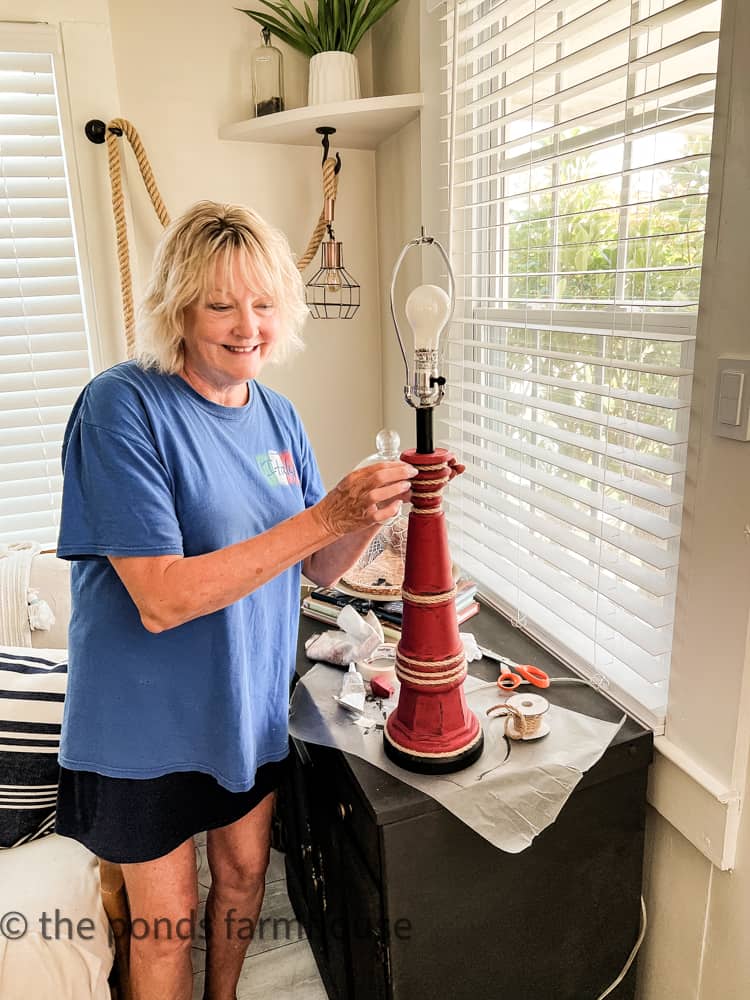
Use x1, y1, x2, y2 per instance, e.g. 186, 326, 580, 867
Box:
372, 0, 422, 452
638, 0, 750, 994
102, 0, 382, 486
657, 0, 750, 797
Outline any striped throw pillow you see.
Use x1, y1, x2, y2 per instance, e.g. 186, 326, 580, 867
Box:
0, 647, 67, 849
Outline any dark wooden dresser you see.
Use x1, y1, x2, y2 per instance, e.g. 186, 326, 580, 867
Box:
276, 604, 653, 1000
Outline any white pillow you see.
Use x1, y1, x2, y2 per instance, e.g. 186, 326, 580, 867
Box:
0, 646, 67, 849
0, 833, 114, 999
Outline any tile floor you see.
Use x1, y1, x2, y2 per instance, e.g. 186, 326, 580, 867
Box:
191, 832, 327, 1000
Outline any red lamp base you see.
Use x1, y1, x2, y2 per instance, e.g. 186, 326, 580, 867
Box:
383, 721, 484, 775
383, 448, 484, 775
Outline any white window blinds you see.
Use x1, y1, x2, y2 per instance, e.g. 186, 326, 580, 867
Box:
439, 0, 721, 727
0, 26, 92, 549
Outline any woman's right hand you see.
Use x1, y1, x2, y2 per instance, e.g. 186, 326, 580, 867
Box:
313, 461, 418, 537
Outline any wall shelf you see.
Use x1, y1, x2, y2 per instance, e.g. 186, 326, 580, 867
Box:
218, 93, 423, 149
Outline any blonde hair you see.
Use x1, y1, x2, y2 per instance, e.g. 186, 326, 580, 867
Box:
135, 200, 308, 374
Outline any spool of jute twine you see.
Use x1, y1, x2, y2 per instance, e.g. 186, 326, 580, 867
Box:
486, 693, 550, 740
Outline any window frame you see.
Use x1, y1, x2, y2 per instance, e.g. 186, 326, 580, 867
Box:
1, 7, 126, 551
2, 4, 126, 373
419, 0, 750, 870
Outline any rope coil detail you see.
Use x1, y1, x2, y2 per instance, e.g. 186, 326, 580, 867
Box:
401, 587, 457, 606
396, 650, 465, 670
486, 695, 550, 740
396, 663, 468, 686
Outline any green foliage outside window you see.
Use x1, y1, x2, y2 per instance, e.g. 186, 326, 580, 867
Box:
469, 134, 712, 517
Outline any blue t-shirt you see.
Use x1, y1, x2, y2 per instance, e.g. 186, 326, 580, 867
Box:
56, 360, 325, 791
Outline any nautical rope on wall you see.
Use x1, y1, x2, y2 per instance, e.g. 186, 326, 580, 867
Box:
104, 118, 170, 357
101, 119, 339, 356
295, 156, 339, 271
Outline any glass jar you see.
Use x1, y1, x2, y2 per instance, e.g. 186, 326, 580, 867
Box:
251, 28, 284, 117
340, 429, 409, 599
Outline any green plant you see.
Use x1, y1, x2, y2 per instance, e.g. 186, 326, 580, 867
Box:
237, 0, 401, 56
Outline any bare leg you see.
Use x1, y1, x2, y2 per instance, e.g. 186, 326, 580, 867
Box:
120, 836, 199, 1000
203, 791, 275, 1000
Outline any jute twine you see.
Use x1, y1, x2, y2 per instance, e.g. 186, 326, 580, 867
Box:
401, 586, 457, 605
486, 696, 550, 740
104, 118, 170, 357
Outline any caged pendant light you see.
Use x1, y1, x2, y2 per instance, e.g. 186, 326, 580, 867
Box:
305, 239, 360, 319
304, 128, 360, 320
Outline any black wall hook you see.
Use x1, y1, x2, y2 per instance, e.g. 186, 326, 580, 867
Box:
316, 126, 335, 163
316, 126, 342, 172
85, 119, 123, 144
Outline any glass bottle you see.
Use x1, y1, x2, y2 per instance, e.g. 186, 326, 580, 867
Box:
340, 430, 409, 598
251, 28, 284, 117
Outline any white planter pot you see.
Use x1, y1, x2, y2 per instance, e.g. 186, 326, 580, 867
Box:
308, 51, 360, 105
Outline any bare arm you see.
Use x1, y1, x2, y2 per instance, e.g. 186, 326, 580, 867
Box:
109, 462, 415, 633
302, 524, 381, 589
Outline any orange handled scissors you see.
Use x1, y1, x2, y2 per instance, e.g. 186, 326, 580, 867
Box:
478, 646, 550, 691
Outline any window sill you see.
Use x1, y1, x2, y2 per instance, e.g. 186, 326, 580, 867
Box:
648, 735, 742, 870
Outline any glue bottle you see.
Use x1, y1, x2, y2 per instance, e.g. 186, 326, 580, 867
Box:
338, 663, 366, 714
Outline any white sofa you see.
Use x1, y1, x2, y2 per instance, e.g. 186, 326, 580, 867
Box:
0, 553, 117, 1000
0, 833, 114, 999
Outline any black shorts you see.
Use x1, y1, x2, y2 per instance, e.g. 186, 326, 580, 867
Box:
54, 755, 289, 864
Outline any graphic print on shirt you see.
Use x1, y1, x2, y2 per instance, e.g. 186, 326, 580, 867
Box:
256, 449, 300, 487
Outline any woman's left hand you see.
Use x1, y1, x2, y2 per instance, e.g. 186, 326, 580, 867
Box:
310, 461, 417, 539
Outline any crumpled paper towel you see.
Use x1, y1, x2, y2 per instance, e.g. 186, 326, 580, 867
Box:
306, 604, 485, 669
305, 604, 384, 666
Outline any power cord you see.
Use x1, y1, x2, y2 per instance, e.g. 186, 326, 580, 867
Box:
596, 896, 647, 999
475, 671, 648, 999
543, 676, 647, 998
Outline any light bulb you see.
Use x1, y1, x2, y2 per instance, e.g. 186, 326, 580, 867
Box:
405, 284, 451, 405
405, 284, 451, 351
325, 271, 342, 295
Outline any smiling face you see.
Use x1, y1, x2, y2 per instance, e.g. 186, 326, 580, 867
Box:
180, 253, 281, 406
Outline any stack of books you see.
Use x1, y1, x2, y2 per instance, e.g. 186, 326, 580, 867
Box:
301, 579, 479, 641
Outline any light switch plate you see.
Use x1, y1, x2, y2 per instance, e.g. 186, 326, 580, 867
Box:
714, 355, 750, 441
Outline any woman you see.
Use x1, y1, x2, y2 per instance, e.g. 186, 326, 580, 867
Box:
55, 201, 415, 1000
